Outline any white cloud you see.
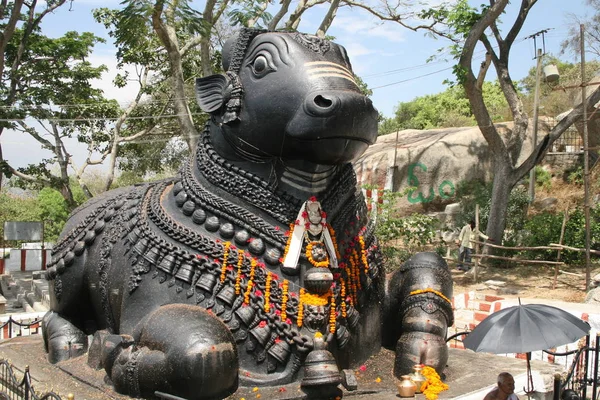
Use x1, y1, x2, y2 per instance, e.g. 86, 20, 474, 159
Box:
344, 42, 375, 59
87, 51, 144, 106
331, 15, 406, 43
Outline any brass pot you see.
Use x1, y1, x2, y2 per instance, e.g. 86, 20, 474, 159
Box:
397, 375, 417, 398
411, 364, 427, 394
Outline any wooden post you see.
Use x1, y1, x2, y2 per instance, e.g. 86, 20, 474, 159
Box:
553, 208, 569, 290
474, 204, 480, 282
20, 248, 26, 271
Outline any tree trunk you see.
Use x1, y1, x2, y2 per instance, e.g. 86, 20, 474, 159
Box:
486, 161, 514, 244
152, 1, 199, 151
104, 137, 120, 192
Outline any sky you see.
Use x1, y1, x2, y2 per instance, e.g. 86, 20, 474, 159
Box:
1, 0, 596, 172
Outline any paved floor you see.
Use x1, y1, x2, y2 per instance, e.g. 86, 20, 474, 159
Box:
0, 335, 565, 400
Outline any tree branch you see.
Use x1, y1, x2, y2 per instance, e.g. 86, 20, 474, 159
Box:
7, 163, 52, 185
515, 86, 600, 178
340, 0, 451, 38
285, 0, 328, 30
17, 121, 54, 150
316, 0, 340, 38
505, 0, 537, 48
459, 0, 509, 155
269, 0, 292, 30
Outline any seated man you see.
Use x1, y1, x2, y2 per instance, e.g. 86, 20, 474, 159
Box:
483, 372, 519, 400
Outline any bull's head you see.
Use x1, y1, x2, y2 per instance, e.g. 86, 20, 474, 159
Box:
196, 29, 378, 165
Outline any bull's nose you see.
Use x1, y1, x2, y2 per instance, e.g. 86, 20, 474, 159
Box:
305, 93, 341, 117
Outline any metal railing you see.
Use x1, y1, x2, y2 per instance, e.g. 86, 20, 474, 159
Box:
0, 360, 68, 400
0, 317, 42, 340
545, 333, 600, 400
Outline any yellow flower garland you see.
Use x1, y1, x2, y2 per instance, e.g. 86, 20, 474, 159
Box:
327, 225, 342, 260
358, 236, 369, 274
409, 288, 452, 304
243, 258, 257, 305
329, 291, 336, 334
421, 366, 449, 400
234, 249, 244, 295
340, 280, 347, 318
280, 280, 289, 321
301, 291, 330, 306
264, 272, 272, 313
219, 241, 232, 283
281, 223, 295, 262
297, 288, 305, 327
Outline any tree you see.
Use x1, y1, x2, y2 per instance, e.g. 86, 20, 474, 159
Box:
0, 0, 70, 190
1, 30, 121, 207
378, 81, 510, 135
0, 188, 41, 247
422, 0, 600, 245
561, 0, 600, 59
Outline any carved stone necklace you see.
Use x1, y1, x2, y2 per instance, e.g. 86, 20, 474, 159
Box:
194, 124, 358, 227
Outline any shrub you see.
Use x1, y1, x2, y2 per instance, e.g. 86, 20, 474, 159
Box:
455, 180, 529, 239
520, 206, 600, 264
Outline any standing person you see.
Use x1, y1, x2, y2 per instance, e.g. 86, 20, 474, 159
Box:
456, 219, 490, 271
483, 372, 519, 400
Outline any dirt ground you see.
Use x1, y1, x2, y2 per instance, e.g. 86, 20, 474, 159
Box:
450, 262, 594, 303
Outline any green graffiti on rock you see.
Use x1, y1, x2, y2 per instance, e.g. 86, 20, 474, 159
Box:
406, 162, 456, 203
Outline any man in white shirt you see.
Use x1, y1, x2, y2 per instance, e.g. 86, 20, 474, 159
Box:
456, 219, 490, 271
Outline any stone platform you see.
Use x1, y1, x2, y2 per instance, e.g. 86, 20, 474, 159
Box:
0, 335, 565, 400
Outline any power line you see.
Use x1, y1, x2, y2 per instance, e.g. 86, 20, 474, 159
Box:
370, 66, 455, 90
0, 112, 205, 123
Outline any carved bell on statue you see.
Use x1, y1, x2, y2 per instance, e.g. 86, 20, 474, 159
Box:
300, 334, 342, 398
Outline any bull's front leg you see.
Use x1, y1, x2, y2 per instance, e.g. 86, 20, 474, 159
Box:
383, 252, 454, 377
91, 304, 239, 400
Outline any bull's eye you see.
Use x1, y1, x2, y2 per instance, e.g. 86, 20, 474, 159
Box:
253, 56, 268, 73
248, 53, 276, 78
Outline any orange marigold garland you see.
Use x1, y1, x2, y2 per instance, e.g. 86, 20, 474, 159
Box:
409, 288, 452, 304
234, 249, 244, 295
420, 365, 449, 400
280, 280, 289, 321
297, 288, 305, 327
219, 241, 232, 283
329, 291, 336, 334
327, 225, 342, 260
264, 271, 273, 313
358, 236, 369, 274
243, 257, 257, 305
340, 280, 347, 318
281, 223, 295, 262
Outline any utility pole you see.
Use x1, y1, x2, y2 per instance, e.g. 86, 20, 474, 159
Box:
525, 29, 551, 203
528, 47, 543, 203
580, 24, 591, 291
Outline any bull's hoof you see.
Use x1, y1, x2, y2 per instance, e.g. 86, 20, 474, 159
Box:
42, 311, 88, 364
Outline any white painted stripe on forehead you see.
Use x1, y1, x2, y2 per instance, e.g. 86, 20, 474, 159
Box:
305, 61, 352, 74
307, 72, 357, 85
307, 67, 355, 81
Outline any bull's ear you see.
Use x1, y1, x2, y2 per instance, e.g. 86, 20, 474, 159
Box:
195, 74, 230, 113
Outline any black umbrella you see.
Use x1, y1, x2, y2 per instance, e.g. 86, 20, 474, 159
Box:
463, 302, 590, 393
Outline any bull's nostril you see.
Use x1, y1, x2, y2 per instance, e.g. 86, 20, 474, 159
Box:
314, 95, 333, 108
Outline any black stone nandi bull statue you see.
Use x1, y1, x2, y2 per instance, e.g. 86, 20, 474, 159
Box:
42, 29, 454, 400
